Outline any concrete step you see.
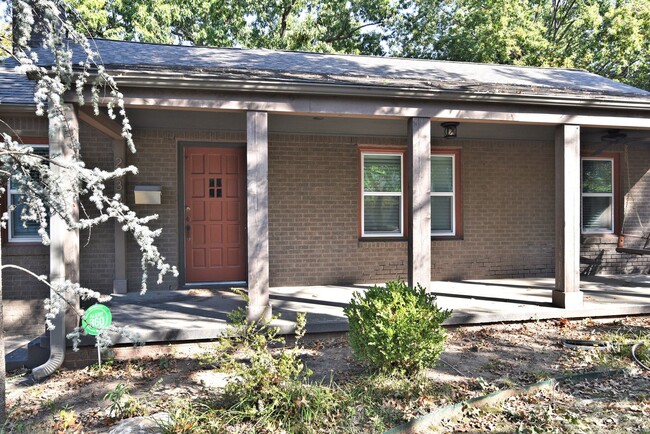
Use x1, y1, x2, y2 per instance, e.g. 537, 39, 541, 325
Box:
5, 334, 50, 371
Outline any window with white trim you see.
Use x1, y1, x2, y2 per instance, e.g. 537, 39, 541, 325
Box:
431, 154, 456, 236
581, 157, 614, 234
361, 152, 403, 237
7, 145, 49, 242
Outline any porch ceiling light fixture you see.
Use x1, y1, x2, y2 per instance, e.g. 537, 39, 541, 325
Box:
441, 122, 459, 139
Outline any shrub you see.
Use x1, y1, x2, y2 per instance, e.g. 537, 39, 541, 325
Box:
345, 280, 452, 374
216, 306, 340, 432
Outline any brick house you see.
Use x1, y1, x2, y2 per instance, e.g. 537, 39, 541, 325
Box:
2, 39, 650, 337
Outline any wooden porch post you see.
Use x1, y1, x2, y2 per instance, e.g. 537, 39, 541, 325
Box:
49, 103, 81, 331
112, 139, 127, 294
408, 117, 431, 289
246, 111, 271, 321
553, 124, 583, 308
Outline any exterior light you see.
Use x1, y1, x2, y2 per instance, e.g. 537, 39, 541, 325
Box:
442, 122, 459, 139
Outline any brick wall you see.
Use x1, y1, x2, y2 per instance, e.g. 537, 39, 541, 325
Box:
79, 123, 116, 294
580, 143, 650, 274
430, 139, 556, 280
268, 134, 408, 285
268, 136, 557, 285
124, 129, 181, 291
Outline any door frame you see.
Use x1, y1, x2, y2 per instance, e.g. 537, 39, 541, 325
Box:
177, 141, 248, 287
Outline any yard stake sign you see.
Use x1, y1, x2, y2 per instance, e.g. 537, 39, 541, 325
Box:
82, 304, 113, 366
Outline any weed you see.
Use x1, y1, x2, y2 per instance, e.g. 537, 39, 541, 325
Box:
44, 399, 56, 412
88, 358, 115, 375
159, 399, 212, 433
484, 358, 509, 373
54, 409, 79, 431
217, 309, 342, 432
104, 383, 144, 420
158, 355, 171, 369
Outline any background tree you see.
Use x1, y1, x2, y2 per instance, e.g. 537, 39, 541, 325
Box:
64, 0, 400, 54
391, 0, 650, 90
1, 0, 177, 423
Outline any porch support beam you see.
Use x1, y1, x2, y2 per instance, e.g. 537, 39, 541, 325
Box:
80, 89, 650, 130
77, 106, 123, 141
407, 117, 431, 289
112, 139, 128, 294
246, 111, 271, 322
553, 124, 583, 308
49, 103, 81, 331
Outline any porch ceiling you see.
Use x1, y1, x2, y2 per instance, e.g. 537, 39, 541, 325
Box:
125, 108, 563, 141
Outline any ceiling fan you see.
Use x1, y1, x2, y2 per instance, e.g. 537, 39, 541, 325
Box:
583, 129, 650, 154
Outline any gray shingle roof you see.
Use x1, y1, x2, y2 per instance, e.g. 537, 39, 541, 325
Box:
73, 39, 650, 99
0, 66, 36, 106
5, 38, 650, 104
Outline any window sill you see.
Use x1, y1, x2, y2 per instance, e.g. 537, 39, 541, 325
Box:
581, 233, 618, 244
432, 235, 463, 241
2, 242, 48, 256
358, 237, 407, 243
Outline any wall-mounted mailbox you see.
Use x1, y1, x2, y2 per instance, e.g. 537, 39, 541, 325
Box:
134, 185, 162, 205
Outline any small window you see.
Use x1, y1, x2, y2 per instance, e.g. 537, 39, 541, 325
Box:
581, 157, 614, 234
431, 154, 456, 236
361, 151, 404, 237
431, 150, 461, 238
7, 145, 49, 242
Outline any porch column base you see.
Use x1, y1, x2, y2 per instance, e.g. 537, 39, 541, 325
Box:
113, 279, 128, 294
247, 303, 272, 323
552, 290, 583, 309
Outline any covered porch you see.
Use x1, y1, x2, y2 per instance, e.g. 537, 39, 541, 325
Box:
92, 275, 650, 344
7, 275, 650, 369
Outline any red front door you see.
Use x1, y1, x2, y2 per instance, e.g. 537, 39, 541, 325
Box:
184, 147, 246, 282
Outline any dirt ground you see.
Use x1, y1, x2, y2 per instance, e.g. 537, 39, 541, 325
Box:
5, 315, 650, 433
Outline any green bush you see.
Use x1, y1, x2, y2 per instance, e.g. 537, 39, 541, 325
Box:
344, 280, 452, 374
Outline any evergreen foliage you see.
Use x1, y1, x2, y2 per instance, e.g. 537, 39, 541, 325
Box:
345, 280, 452, 374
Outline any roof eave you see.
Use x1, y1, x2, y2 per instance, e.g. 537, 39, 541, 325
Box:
0, 103, 37, 112
105, 70, 650, 112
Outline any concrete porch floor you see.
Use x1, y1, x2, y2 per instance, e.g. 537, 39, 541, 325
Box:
6, 275, 650, 357
88, 274, 650, 346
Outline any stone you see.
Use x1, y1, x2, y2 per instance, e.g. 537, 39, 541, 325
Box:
108, 412, 172, 434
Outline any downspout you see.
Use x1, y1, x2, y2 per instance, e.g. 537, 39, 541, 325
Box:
32, 103, 80, 380
32, 301, 66, 380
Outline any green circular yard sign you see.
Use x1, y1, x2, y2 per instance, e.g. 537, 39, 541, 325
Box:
82, 304, 112, 336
